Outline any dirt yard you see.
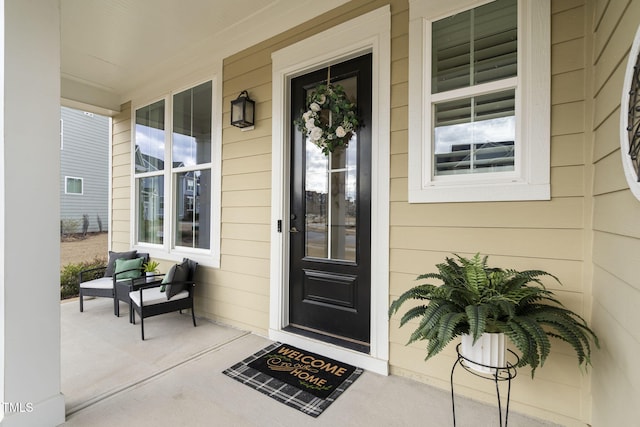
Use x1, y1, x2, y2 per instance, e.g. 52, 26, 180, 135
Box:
60, 232, 108, 266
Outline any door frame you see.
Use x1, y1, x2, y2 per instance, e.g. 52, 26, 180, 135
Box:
269, 6, 391, 375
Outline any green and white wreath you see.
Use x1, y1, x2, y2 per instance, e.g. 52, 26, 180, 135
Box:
294, 83, 359, 155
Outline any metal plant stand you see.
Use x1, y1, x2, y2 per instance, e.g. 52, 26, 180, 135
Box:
450, 344, 519, 427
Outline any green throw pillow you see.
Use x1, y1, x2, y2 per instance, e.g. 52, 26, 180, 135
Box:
104, 250, 137, 277
114, 257, 144, 280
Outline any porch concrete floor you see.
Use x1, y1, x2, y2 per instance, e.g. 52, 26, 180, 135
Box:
61, 298, 559, 426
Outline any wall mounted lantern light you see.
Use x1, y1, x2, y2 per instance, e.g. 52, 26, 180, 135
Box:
230, 90, 255, 130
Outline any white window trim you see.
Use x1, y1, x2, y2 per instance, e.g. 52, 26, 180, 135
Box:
131, 75, 222, 269
64, 176, 83, 195
408, 0, 550, 203
620, 23, 640, 201
270, 6, 390, 375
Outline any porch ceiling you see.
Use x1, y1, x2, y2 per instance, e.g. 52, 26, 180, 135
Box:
60, 0, 348, 114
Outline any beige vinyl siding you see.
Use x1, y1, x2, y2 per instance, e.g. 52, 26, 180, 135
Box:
111, 101, 132, 252
388, 1, 594, 425
215, 0, 596, 423
206, 38, 273, 333
208, 0, 404, 333
108, 1, 611, 425
591, 0, 640, 425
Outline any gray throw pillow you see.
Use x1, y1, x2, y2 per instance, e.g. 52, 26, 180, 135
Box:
159, 264, 177, 292
166, 261, 189, 300
104, 250, 137, 277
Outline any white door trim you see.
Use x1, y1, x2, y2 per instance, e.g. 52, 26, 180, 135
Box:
269, 6, 391, 375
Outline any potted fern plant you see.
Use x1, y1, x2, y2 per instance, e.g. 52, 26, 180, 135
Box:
388, 253, 599, 376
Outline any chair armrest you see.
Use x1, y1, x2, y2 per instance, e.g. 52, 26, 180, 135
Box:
78, 266, 107, 283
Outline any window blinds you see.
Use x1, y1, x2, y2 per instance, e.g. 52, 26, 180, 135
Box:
431, 0, 517, 94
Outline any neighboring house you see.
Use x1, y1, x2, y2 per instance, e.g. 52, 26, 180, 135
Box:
60, 106, 109, 234
3, 1, 639, 426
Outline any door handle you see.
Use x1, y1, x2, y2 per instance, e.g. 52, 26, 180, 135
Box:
289, 226, 300, 233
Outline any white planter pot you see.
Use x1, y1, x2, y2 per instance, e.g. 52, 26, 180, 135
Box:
460, 333, 506, 374
145, 272, 154, 278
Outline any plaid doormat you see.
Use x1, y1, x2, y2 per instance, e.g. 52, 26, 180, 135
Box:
223, 342, 363, 417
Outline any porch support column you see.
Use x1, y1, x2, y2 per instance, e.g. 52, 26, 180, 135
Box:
0, 0, 65, 425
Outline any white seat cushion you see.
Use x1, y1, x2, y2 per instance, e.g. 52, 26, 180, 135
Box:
129, 287, 188, 306
80, 277, 113, 289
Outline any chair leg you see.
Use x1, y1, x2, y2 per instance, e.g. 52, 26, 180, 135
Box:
191, 302, 196, 327
140, 316, 145, 340
79, 290, 84, 312
114, 298, 119, 317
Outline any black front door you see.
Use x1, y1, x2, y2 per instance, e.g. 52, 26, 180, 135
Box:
288, 54, 372, 351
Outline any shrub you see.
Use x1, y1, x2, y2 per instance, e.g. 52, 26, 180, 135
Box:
60, 257, 107, 299
61, 218, 81, 237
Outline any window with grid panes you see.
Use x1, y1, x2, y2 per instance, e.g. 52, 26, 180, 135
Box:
65, 176, 83, 194
134, 80, 218, 261
408, 0, 550, 203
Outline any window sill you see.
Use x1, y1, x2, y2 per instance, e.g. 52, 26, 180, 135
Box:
408, 181, 550, 203
133, 245, 220, 269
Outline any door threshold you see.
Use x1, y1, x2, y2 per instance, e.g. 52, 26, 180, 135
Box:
284, 325, 370, 354
269, 328, 389, 375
